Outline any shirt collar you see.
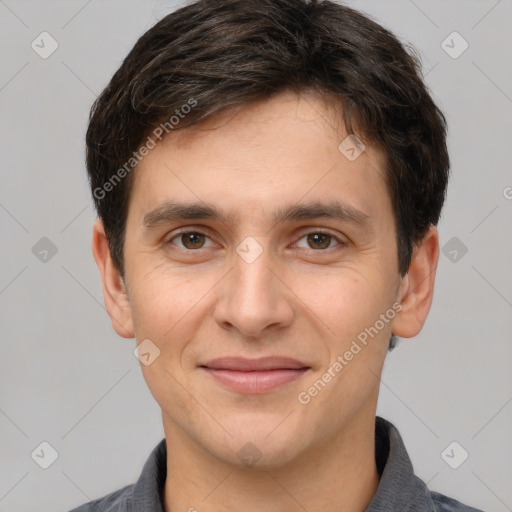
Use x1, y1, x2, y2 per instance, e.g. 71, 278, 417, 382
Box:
129, 437, 167, 512
128, 416, 436, 512
364, 416, 436, 511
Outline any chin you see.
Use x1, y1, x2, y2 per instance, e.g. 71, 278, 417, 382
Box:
219, 440, 302, 472
204, 420, 306, 471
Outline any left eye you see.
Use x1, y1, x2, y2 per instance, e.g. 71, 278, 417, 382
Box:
295, 232, 342, 250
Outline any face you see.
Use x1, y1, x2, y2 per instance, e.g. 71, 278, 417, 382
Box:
95, 91, 434, 469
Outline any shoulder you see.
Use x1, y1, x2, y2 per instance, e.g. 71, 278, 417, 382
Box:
67, 483, 134, 512
431, 490, 485, 512
66, 437, 167, 512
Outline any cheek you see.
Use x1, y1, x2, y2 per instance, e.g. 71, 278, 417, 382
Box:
128, 260, 211, 339
298, 273, 390, 436
131, 269, 207, 412
292, 266, 386, 344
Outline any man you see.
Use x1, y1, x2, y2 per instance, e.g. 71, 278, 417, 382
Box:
70, 0, 484, 510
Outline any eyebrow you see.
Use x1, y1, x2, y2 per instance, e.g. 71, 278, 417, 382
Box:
142, 199, 373, 232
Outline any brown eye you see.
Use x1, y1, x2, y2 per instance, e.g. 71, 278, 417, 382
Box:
181, 232, 205, 249
172, 231, 211, 250
295, 231, 344, 251
306, 233, 332, 249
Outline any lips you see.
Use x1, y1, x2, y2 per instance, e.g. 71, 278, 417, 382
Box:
200, 356, 310, 394
201, 356, 308, 371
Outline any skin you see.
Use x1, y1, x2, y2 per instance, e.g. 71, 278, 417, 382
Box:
92, 90, 439, 512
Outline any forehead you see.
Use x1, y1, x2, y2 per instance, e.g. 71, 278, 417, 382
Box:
128, 91, 392, 230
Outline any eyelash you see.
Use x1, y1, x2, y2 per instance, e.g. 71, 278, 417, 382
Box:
165, 228, 347, 253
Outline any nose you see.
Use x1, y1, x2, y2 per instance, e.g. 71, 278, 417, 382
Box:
213, 247, 294, 338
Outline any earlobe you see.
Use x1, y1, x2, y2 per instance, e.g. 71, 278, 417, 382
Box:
390, 225, 440, 339
91, 218, 135, 338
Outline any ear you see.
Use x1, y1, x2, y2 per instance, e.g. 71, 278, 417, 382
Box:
91, 218, 135, 338
391, 225, 439, 338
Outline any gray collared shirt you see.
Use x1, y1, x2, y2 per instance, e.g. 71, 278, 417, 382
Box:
68, 416, 484, 511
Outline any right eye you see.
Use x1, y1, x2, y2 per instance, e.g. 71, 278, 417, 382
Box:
167, 231, 216, 251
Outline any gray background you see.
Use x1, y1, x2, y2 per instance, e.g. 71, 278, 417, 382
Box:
1, 1, 511, 511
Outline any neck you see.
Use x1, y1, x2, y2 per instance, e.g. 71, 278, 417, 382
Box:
163, 405, 381, 512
